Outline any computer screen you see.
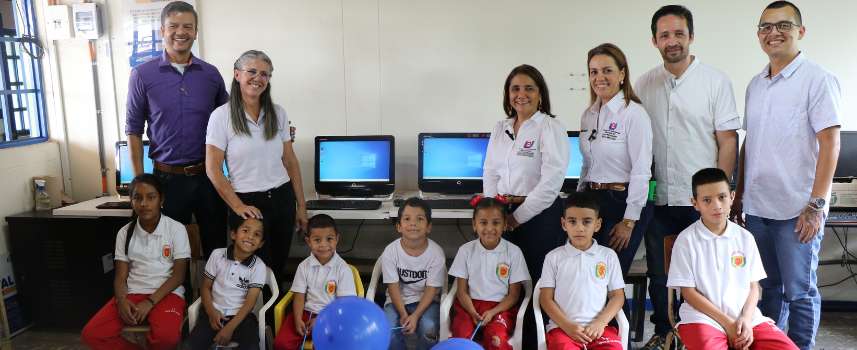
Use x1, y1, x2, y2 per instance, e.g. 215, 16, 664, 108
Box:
563, 131, 583, 192
835, 131, 857, 179
116, 141, 228, 195
418, 133, 489, 194
315, 135, 395, 196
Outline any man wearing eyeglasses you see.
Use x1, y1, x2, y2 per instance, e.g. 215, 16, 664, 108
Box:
126, 1, 229, 258
634, 5, 741, 349
732, 2, 842, 349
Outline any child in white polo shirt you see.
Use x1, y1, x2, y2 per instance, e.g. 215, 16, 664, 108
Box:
667, 168, 798, 350
273, 214, 357, 350
449, 197, 530, 350
186, 217, 268, 350
539, 192, 625, 350
81, 174, 190, 350
382, 197, 446, 350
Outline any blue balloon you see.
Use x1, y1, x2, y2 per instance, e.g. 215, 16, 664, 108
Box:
312, 296, 391, 350
431, 338, 483, 349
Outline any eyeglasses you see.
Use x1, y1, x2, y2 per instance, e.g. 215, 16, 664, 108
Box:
239, 69, 272, 79
757, 21, 800, 34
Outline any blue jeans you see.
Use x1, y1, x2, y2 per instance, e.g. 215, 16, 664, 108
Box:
646, 205, 699, 336
746, 215, 823, 350
384, 301, 440, 350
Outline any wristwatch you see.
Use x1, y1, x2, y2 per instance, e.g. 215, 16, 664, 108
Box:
621, 219, 636, 229
808, 197, 826, 211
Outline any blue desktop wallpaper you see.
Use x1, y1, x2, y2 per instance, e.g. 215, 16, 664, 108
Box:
118, 144, 154, 184
422, 138, 489, 179
567, 136, 583, 179
319, 140, 391, 182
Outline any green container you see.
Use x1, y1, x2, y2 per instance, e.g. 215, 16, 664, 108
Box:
648, 180, 657, 201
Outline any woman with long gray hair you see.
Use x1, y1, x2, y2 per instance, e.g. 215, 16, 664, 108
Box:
205, 50, 308, 282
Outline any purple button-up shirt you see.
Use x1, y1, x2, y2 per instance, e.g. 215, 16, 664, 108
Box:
125, 52, 228, 166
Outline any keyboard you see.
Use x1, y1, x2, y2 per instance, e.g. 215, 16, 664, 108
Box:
96, 201, 132, 210
394, 198, 472, 210
828, 211, 857, 224
306, 199, 382, 210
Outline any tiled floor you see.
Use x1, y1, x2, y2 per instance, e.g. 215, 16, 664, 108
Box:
9, 311, 857, 349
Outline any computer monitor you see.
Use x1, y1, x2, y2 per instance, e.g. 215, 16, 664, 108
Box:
115, 141, 229, 196
418, 133, 490, 194
835, 131, 857, 180
562, 131, 583, 193
314, 135, 396, 197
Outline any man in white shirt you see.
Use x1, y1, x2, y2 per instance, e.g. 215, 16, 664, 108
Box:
635, 6, 740, 349
733, 2, 841, 349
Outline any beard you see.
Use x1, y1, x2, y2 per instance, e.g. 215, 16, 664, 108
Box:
660, 46, 688, 64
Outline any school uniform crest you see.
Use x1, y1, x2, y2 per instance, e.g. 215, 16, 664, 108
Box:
594, 262, 607, 280
326, 280, 337, 296
162, 244, 172, 258
731, 251, 746, 268
496, 263, 510, 280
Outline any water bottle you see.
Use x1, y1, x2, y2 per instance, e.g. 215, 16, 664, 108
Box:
34, 179, 51, 211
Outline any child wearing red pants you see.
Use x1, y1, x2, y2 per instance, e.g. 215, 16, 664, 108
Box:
81, 174, 190, 350
448, 198, 531, 350
538, 193, 625, 350
273, 214, 357, 350
667, 168, 798, 350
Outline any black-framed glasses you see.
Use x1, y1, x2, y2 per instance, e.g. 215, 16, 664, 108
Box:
758, 21, 800, 34
589, 129, 597, 141
239, 69, 272, 79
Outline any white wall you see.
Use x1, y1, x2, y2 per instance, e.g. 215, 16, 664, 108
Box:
31, 0, 857, 299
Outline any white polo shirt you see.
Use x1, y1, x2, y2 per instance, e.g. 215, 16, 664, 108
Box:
206, 103, 292, 193
579, 92, 653, 220
743, 53, 842, 220
381, 238, 446, 306
483, 111, 569, 224
667, 220, 771, 332
290, 252, 356, 314
635, 58, 741, 206
203, 247, 267, 316
540, 240, 624, 331
448, 238, 530, 302
114, 215, 191, 298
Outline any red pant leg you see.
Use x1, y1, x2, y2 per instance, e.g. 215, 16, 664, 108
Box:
451, 300, 477, 339
81, 296, 140, 350
587, 326, 623, 350
546, 328, 584, 350
473, 300, 514, 350
677, 323, 729, 350
751, 322, 799, 350
274, 310, 313, 350
146, 293, 185, 350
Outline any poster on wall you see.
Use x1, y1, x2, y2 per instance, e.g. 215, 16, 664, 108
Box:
124, 0, 198, 68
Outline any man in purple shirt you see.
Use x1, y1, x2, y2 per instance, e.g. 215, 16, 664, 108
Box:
126, 1, 228, 257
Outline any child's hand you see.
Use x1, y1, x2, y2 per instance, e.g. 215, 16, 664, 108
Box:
307, 317, 317, 332
725, 318, 741, 347
207, 309, 225, 331
294, 317, 307, 336
732, 317, 754, 349
213, 322, 236, 346
583, 319, 607, 340
563, 322, 592, 344
469, 310, 483, 325
134, 299, 155, 324
401, 314, 419, 335
116, 298, 137, 325
480, 308, 500, 324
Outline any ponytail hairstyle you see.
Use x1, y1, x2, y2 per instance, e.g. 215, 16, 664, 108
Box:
124, 173, 165, 256
471, 197, 509, 221
229, 50, 278, 140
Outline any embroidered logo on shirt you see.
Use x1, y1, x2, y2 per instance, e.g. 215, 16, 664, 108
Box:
523, 140, 535, 149
594, 262, 607, 280
496, 263, 510, 281
731, 251, 746, 268
236, 276, 250, 290
608, 122, 618, 131
162, 244, 172, 258
326, 280, 337, 296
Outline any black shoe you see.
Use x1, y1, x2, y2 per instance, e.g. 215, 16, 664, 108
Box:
641, 334, 667, 350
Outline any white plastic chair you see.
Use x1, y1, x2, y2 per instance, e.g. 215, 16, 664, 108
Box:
188, 267, 279, 350
365, 258, 448, 303
532, 279, 629, 350
439, 278, 533, 350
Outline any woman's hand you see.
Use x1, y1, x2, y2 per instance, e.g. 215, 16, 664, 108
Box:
506, 214, 520, 231
233, 203, 263, 219
296, 205, 309, 233
607, 221, 633, 251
